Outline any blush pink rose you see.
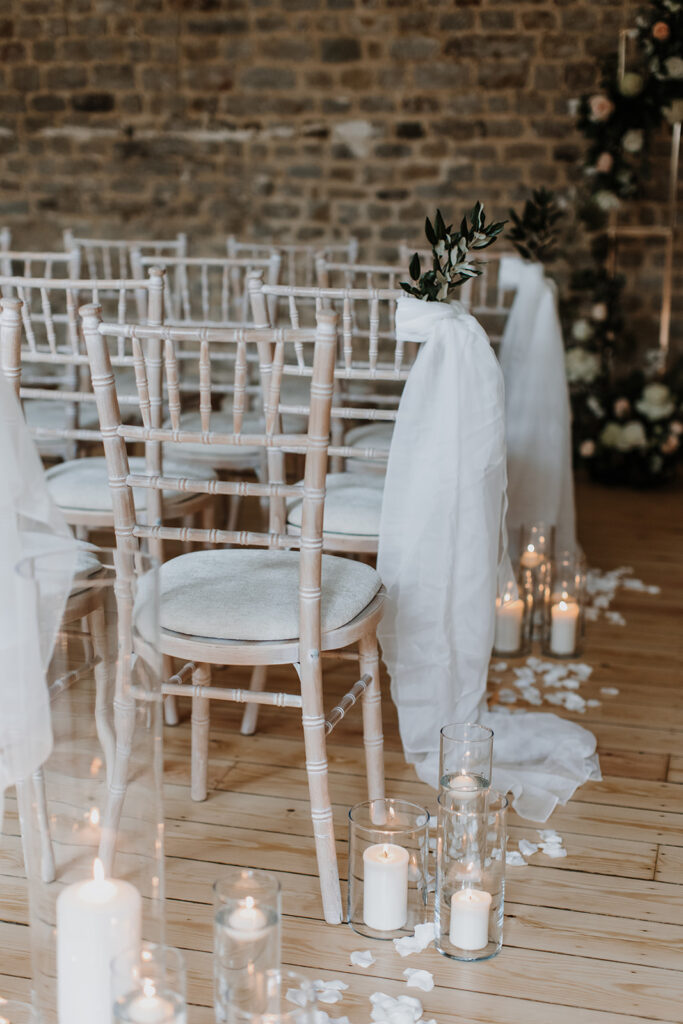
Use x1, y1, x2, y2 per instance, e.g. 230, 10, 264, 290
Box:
652, 21, 670, 41
580, 440, 596, 457
613, 397, 630, 418
589, 94, 615, 121
661, 434, 679, 454
595, 152, 614, 174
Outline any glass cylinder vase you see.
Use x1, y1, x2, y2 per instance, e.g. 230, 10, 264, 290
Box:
112, 943, 186, 1024
347, 799, 429, 940
214, 868, 281, 1023
493, 575, 532, 658
542, 557, 583, 659
4, 547, 164, 1024
222, 970, 317, 1024
435, 790, 507, 962
518, 522, 553, 636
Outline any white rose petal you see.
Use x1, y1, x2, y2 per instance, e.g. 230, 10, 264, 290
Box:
350, 950, 376, 968
403, 968, 435, 992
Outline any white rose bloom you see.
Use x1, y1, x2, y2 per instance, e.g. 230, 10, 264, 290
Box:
665, 56, 683, 79
622, 129, 644, 153
565, 346, 600, 384
594, 190, 621, 211
619, 420, 648, 450
636, 382, 675, 420
600, 422, 624, 449
571, 318, 593, 342
591, 302, 608, 322
619, 72, 644, 97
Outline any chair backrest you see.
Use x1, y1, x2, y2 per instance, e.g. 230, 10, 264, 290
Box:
253, 275, 408, 471
81, 304, 338, 646
0, 271, 164, 462
63, 231, 187, 280
136, 253, 281, 326
227, 236, 359, 287
0, 227, 10, 251
0, 250, 80, 291
397, 244, 512, 344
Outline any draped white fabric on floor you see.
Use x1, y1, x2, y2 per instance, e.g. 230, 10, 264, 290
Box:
499, 256, 576, 552
378, 295, 600, 822
0, 375, 76, 825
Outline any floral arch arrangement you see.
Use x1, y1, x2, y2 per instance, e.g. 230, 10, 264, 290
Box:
561, 0, 683, 487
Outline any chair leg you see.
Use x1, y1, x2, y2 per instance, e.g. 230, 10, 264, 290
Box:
88, 604, 116, 787
240, 665, 268, 735
201, 499, 216, 550
163, 655, 179, 726
226, 494, 241, 534
182, 513, 194, 553
358, 632, 385, 804
298, 660, 343, 924
191, 663, 211, 802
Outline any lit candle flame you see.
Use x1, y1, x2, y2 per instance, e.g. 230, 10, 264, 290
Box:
559, 600, 568, 611
142, 979, 156, 1000
89, 807, 100, 826
381, 844, 391, 860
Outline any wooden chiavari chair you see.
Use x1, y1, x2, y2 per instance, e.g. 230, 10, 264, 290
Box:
63, 230, 188, 320
0, 271, 216, 540
81, 303, 386, 925
227, 236, 358, 288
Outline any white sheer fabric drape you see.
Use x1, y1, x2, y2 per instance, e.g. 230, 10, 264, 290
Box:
499, 256, 576, 552
0, 375, 76, 825
378, 295, 600, 822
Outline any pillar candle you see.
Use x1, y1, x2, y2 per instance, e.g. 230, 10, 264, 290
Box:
449, 888, 492, 950
550, 600, 580, 656
363, 843, 409, 931
494, 596, 524, 653
57, 859, 141, 1024
520, 548, 543, 569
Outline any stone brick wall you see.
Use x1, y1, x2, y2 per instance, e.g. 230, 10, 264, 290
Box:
0, 0, 680, 350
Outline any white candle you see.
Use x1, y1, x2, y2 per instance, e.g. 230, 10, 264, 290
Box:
449, 888, 492, 949
57, 858, 141, 1024
550, 600, 580, 656
363, 842, 409, 931
520, 547, 543, 569
448, 773, 479, 800
494, 596, 524, 653
224, 897, 268, 938
114, 981, 186, 1024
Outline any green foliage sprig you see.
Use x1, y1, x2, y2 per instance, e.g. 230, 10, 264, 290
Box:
507, 188, 564, 264
401, 202, 506, 302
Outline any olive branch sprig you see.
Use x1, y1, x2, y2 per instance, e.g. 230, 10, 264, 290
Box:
401, 202, 506, 302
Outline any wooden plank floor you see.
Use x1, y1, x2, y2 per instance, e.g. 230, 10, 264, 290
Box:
2, 477, 683, 1021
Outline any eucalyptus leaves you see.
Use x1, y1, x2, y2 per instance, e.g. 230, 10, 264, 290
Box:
401, 203, 506, 302
508, 188, 564, 265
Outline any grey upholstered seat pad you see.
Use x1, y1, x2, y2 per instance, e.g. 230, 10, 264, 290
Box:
45, 456, 216, 512
158, 548, 382, 642
287, 472, 383, 537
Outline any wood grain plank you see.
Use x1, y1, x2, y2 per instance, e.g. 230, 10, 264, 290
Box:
654, 845, 683, 884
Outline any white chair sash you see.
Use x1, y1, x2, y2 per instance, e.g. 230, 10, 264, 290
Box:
0, 375, 76, 815
499, 256, 576, 551
378, 294, 600, 822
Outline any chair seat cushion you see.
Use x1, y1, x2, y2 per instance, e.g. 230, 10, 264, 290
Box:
163, 410, 263, 463
287, 473, 384, 537
344, 422, 394, 452
158, 548, 382, 642
45, 456, 217, 513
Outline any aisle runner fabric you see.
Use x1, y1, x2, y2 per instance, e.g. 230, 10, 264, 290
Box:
0, 375, 76, 823
377, 296, 600, 822
499, 256, 576, 552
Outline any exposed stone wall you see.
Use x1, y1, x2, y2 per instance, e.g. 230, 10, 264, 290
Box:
0, 0, 680, 348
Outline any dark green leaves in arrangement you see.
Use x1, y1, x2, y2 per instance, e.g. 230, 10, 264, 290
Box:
508, 187, 564, 265
400, 202, 507, 302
